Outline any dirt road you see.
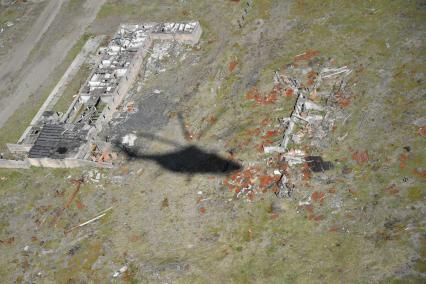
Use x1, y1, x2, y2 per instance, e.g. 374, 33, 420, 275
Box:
0, 0, 65, 86
0, 0, 106, 129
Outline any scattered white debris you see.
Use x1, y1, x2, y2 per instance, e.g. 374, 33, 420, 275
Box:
197, 191, 203, 195
264, 146, 286, 154
113, 265, 128, 278
321, 66, 351, 78
122, 134, 137, 146
5, 21, 14, 27
298, 200, 311, 206
273, 169, 281, 175
304, 101, 324, 111
23, 245, 29, 252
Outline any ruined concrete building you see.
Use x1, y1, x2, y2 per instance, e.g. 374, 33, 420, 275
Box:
2, 22, 202, 168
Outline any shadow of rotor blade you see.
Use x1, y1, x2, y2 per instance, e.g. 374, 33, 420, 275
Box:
177, 112, 192, 141
137, 132, 182, 148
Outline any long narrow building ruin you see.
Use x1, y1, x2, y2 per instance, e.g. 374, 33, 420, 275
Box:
2, 22, 202, 168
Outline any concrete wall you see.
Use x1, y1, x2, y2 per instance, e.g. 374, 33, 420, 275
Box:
0, 159, 30, 169
174, 24, 202, 45
6, 143, 32, 154
27, 158, 113, 168
0, 158, 112, 169
151, 23, 202, 45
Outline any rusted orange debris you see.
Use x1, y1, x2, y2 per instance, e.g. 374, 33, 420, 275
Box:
384, 184, 399, 195
270, 212, 279, 220
302, 163, 312, 180
338, 98, 351, 108
418, 125, 426, 136
65, 178, 84, 209
76, 199, 85, 210
245, 87, 278, 105
228, 60, 238, 72
259, 175, 275, 188
50, 177, 84, 226
294, 50, 320, 61
352, 150, 369, 164
98, 149, 110, 162
285, 88, 294, 97
399, 153, 408, 169
413, 168, 426, 178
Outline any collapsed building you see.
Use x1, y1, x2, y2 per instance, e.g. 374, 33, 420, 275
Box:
2, 22, 202, 168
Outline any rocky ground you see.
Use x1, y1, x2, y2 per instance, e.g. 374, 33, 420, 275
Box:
0, 0, 425, 283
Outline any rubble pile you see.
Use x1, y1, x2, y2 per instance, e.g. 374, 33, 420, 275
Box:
223, 52, 353, 202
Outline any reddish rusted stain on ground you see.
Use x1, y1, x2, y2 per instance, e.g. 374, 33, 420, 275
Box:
228, 60, 238, 72
245, 87, 261, 100
298, 204, 314, 214
352, 150, 369, 164
199, 207, 206, 214
335, 91, 351, 108
260, 118, 272, 126
75, 200, 85, 210
206, 115, 217, 124
256, 144, 265, 153
399, 153, 408, 169
312, 191, 325, 204
338, 98, 351, 108
311, 215, 324, 221
263, 92, 278, 104
384, 184, 399, 195
129, 235, 141, 242
306, 70, 317, 86
302, 163, 312, 180
245, 127, 261, 137
259, 175, 275, 188
285, 88, 294, 97
418, 125, 426, 136
271, 213, 279, 220
262, 130, 279, 140
245, 87, 278, 105
294, 50, 320, 61
413, 168, 426, 179
247, 191, 255, 201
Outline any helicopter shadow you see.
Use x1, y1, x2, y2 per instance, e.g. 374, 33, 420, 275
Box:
117, 142, 242, 175
113, 111, 242, 176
